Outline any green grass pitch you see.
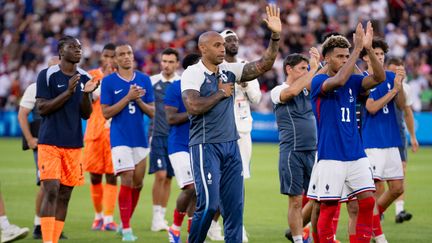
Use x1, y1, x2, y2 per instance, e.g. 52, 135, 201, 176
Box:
0, 138, 431, 242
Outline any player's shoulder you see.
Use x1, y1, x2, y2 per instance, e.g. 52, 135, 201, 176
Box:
77, 67, 92, 80
150, 73, 162, 84
385, 70, 396, 80
44, 64, 61, 80
135, 71, 151, 81
312, 73, 329, 82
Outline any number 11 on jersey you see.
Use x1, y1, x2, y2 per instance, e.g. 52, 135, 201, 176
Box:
341, 107, 351, 122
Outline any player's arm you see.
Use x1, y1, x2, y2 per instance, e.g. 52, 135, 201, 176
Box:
80, 79, 100, 119
242, 80, 262, 104
365, 75, 402, 115
136, 100, 155, 118
321, 23, 365, 93
37, 74, 81, 115
165, 105, 188, 125
182, 80, 233, 116
361, 22, 386, 90
240, 4, 281, 82
17, 107, 37, 149
393, 69, 406, 110
403, 106, 419, 152
101, 85, 142, 119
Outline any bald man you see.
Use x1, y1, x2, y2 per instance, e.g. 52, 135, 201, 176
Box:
181, 4, 281, 243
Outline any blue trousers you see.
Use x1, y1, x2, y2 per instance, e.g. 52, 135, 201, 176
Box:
188, 141, 244, 243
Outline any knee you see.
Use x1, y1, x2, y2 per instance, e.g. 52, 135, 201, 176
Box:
390, 183, 404, 197
289, 197, 303, 211
90, 173, 103, 184
183, 187, 196, 198
347, 203, 359, 216
105, 174, 117, 185
154, 172, 166, 183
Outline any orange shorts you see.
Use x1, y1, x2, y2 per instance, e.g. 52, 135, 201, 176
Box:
82, 133, 113, 174
38, 144, 84, 186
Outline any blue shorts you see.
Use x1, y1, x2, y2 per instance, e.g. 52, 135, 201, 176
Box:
149, 136, 174, 177
279, 150, 315, 196
33, 150, 41, 186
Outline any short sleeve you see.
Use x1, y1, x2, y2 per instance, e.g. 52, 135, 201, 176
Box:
181, 66, 205, 92
164, 83, 180, 109
20, 83, 37, 109
100, 76, 113, 105
142, 75, 155, 103
311, 74, 328, 99
36, 69, 50, 99
349, 74, 365, 96
270, 84, 287, 104
226, 62, 245, 82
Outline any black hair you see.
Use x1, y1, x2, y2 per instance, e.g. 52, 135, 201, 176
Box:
182, 53, 201, 70
386, 57, 404, 66
360, 37, 389, 59
321, 35, 351, 57
161, 48, 180, 61
283, 54, 309, 76
57, 36, 77, 58
103, 43, 116, 51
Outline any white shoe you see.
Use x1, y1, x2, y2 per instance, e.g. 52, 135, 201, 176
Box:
242, 226, 248, 242
1, 224, 29, 243
151, 218, 168, 232
207, 220, 224, 241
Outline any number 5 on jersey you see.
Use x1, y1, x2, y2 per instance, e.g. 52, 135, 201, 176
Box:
341, 107, 351, 122
129, 102, 136, 114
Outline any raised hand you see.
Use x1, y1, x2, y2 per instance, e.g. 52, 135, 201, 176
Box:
218, 79, 234, 97
363, 21, 374, 50
126, 84, 142, 101
309, 47, 320, 71
263, 4, 281, 34
353, 23, 365, 52
67, 74, 80, 94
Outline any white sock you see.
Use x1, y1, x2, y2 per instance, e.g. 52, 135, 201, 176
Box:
161, 207, 167, 219
104, 215, 113, 224
293, 235, 303, 243
153, 205, 161, 219
395, 200, 404, 215
94, 212, 103, 220
34, 215, 41, 226
0, 215, 10, 230
375, 234, 388, 243
172, 224, 181, 231
122, 227, 132, 234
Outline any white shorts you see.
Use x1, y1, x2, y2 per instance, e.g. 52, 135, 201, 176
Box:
365, 147, 404, 181
307, 158, 375, 201
169, 151, 194, 188
238, 132, 252, 179
111, 146, 150, 175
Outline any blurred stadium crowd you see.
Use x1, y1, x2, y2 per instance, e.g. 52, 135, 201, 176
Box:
0, 0, 431, 112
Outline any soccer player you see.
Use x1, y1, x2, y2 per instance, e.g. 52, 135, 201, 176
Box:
271, 48, 320, 243
360, 38, 406, 243
17, 56, 60, 239
165, 53, 201, 243
100, 43, 154, 241
0, 191, 29, 242
82, 43, 118, 231
181, 4, 281, 243
149, 48, 180, 231
307, 22, 385, 242
386, 57, 419, 223
36, 36, 98, 243
219, 29, 262, 242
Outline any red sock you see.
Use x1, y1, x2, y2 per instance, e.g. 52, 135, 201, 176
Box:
356, 197, 375, 243
349, 234, 357, 243
372, 213, 383, 237
131, 187, 141, 217
312, 232, 319, 243
302, 194, 309, 208
332, 203, 341, 234
187, 217, 192, 233
318, 201, 338, 243
118, 185, 133, 229
173, 209, 187, 227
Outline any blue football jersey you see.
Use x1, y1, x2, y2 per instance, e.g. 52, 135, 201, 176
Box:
100, 71, 154, 147
311, 74, 367, 161
362, 71, 402, 148
36, 65, 91, 148
164, 80, 189, 154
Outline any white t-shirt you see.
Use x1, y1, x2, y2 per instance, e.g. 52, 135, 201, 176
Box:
19, 82, 37, 110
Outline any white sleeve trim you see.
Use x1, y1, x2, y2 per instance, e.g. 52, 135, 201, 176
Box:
270, 84, 288, 104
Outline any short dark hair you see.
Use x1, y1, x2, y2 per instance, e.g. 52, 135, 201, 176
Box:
386, 57, 404, 66
161, 48, 179, 61
103, 43, 116, 51
283, 54, 309, 76
360, 37, 389, 58
321, 35, 351, 57
182, 53, 201, 70
57, 35, 77, 54
321, 32, 342, 43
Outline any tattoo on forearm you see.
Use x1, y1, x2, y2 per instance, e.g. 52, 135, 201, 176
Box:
241, 38, 279, 81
